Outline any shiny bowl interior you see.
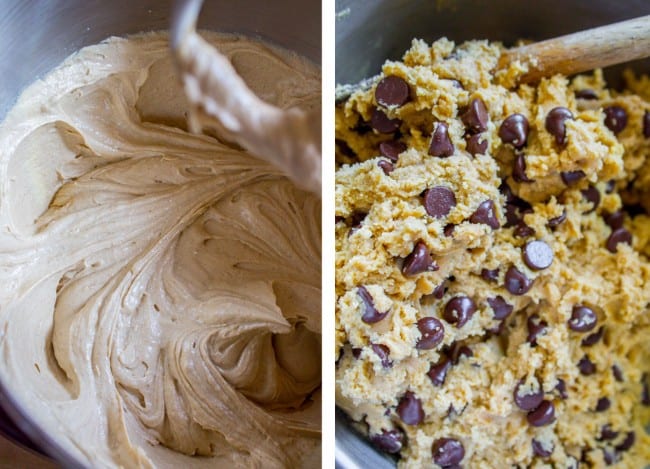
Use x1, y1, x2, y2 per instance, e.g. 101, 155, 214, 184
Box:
335, 0, 650, 467
0, 0, 319, 466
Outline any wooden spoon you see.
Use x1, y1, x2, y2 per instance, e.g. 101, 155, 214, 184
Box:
336, 15, 650, 100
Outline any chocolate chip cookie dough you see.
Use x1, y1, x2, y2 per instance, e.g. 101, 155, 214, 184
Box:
335, 38, 650, 467
0, 32, 321, 468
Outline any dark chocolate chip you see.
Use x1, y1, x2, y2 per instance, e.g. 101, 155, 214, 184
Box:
599, 424, 619, 441
371, 108, 401, 134
522, 240, 554, 270
379, 140, 407, 161
561, 170, 586, 186
514, 380, 544, 411
358, 286, 389, 324
470, 200, 500, 229
465, 133, 488, 156
443, 224, 456, 237
348, 211, 367, 236
499, 182, 516, 202
644, 110, 650, 138
402, 241, 438, 276
612, 365, 624, 382
581, 186, 600, 213
615, 431, 635, 452
575, 89, 598, 100
481, 268, 499, 283
499, 113, 529, 148
461, 98, 489, 133
527, 314, 548, 345
527, 400, 555, 426
451, 345, 473, 364
513, 153, 534, 183
532, 439, 554, 458
642, 374, 650, 406
428, 358, 452, 386
336, 139, 356, 158
582, 326, 604, 346
603, 210, 625, 230
578, 356, 597, 375
603, 449, 616, 465
371, 344, 392, 368
595, 397, 611, 412
505, 266, 534, 295
545, 107, 574, 145
351, 348, 362, 360
555, 379, 568, 399
548, 210, 567, 228
603, 106, 628, 134
423, 186, 457, 218
606, 228, 632, 253
378, 159, 394, 175
605, 179, 616, 193
432, 438, 465, 467
375, 75, 410, 107
432, 281, 448, 299
397, 391, 425, 425
443, 296, 477, 328
370, 429, 404, 454
428, 122, 455, 157
568, 304, 598, 332
513, 221, 535, 238
416, 317, 445, 350
487, 296, 513, 320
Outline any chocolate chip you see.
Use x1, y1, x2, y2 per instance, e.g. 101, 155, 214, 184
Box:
513, 154, 533, 183
375, 75, 410, 107
612, 365, 624, 382
348, 211, 367, 236
499, 114, 529, 148
351, 348, 362, 359
605, 179, 616, 193
603, 449, 616, 465
397, 391, 425, 425
582, 326, 604, 346
432, 281, 448, 299
487, 296, 513, 320
603, 210, 625, 230
532, 439, 553, 458
378, 159, 394, 175
581, 186, 600, 213
644, 110, 650, 138
461, 98, 489, 133
599, 424, 619, 441
423, 186, 457, 218
416, 317, 445, 350
505, 266, 534, 295
578, 356, 596, 375
603, 106, 628, 134
428, 122, 454, 157
443, 296, 477, 328
575, 89, 598, 100
379, 140, 407, 161
481, 268, 499, 282
568, 304, 598, 332
432, 438, 465, 467
527, 400, 555, 426
555, 379, 568, 399
527, 314, 548, 345
402, 241, 438, 276
371, 344, 392, 368
561, 170, 586, 186
606, 227, 632, 253
358, 286, 389, 324
547, 210, 567, 228
595, 397, 611, 412
465, 133, 488, 156
336, 139, 356, 158
443, 224, 456, 237
371, 108, 401, 134
514, 380, 544, 411
545, 107, 574, 145
642, 373, 650, 406
428, 357, 452, 386
370, 429, 404, 454
450, 344, 473, 364
513, 222, 535, 238
615, 431, 635, 452
469, 200, 499, 229
447, 79, 463, 89
522, 240, 554, 270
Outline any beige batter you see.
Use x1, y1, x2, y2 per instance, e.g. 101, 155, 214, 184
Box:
336, 38, 650, 467
0, 32, 321, 468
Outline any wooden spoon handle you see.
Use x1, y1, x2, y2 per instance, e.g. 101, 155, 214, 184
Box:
498, 15, 650, 83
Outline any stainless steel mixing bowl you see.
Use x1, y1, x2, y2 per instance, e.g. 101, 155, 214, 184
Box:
335, 1, 650, 467
0, 0, 320, 466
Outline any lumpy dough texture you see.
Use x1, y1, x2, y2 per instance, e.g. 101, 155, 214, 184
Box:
0, 32, 321, 468
335, 38, 650, 468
